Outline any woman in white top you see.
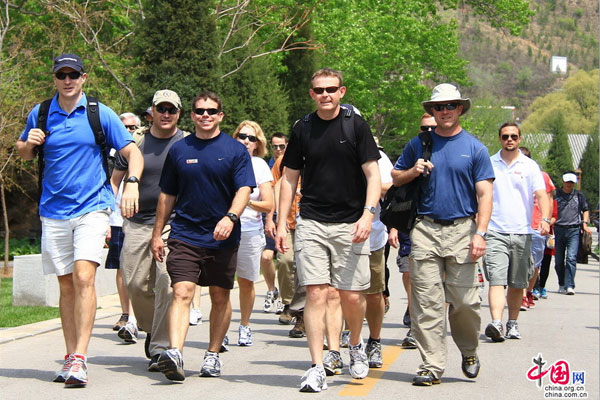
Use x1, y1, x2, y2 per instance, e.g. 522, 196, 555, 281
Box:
232, 121, 274, 346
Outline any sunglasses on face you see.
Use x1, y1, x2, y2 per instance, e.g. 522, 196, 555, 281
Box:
432, 103, 459, 112
55, 71, 82, 80
125, 125, 138, 131
238, 133, 258, 142
155, 105, 179, 115
312, 86, 339, 94
420, 125, 437, 132
194, 108, 220, 116
501, 134, 520, 141
272, 144, 286, 150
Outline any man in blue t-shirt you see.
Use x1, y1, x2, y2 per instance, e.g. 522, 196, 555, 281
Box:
16, 53, 143, 387
392, 83, 494, 386
151, 91, 255, 381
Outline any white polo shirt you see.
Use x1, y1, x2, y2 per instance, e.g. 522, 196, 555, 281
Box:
488, 150, 546, 234
370, 150, 394, 251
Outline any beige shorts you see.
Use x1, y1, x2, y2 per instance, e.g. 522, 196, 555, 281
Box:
294, 218, 371, 291
363, 247, 385, 294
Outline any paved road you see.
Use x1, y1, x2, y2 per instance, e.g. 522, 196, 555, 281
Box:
1, 248, 598, 400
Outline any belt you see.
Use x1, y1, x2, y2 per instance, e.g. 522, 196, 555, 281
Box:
555, 224, 580, 229
420, 215, 474, 226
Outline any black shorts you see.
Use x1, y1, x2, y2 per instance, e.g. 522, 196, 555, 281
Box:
166, 238, 238, 289
105, 226, 124, 269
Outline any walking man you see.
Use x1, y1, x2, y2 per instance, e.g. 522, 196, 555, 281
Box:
16, 53, 143, 387
392, 83, 494, 386
276, 68, 381, 392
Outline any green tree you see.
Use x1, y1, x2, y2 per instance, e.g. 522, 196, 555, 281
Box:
544, 113, 573, 185
579, 132, 599, 209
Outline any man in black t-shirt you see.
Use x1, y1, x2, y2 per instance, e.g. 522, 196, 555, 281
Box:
275, 68, 381, 392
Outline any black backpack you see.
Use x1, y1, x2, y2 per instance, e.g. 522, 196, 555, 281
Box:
36, 95, 110, 201
380, 130, 433, 233
299, 104, 358, 151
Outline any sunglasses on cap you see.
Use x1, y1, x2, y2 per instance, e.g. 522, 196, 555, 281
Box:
194, 108, 220, 116
55, 71, 82, 80
312, 86, 339, 94
420, 125, 437, 132
238, 133, 258, 142
271, 144, 286, 150
155, 105, 179, 115
125, 125, 138, 131
501, 134, 519, 141
432, 103, 459, 112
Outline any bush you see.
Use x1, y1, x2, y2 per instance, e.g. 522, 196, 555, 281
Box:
0, 238, 41, 260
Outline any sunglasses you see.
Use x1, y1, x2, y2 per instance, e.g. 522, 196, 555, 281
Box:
55, 71, 82, 80
501, 134, 520, 141
125, 125, 138, 131
271, 144, 286, 150
420, 125, 437, 132
155, 105, 179, 115
238, 133, 258, 142
194, 108, 220, 116
432, 103, 459, 112
312, 86, 339, 94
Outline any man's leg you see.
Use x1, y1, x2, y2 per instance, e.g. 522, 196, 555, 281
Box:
339, 290, 366, 346
554, 227, 567, 288
57, 274, 77, 354
71, 260, 98, 354
506, 287, 523, 320
325, 286, 343, 351
238, 277, 255, 326
260, 249, 276, 292
364, 293, 384, 340
115, 269, 131, 316
304, 284, 329, 365
207, 286, 232, 353
488, 285, 506, 320
167, 281, 196, 350
564, 228, 580, 290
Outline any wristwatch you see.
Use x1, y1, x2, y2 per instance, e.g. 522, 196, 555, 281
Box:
475, 231, 487, 239
126, 176, 140, 184
226, 212, 239, 223
364, 206, 376, 215
542, 218, 551, 224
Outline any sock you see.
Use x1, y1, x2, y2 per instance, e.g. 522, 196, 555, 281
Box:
368, 337, 380, 344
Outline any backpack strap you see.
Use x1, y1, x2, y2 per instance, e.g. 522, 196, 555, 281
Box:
86, 96, 110, 183
36, 98, 53, 204
339, 104, 356, 148
418, 130, 433, 162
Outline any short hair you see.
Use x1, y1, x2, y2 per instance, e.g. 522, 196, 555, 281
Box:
498, 122, 521, 137
192, 91, 222, 111
563, 169, 577, 175
421, 113, 434, 120
233, 120, 267, 158
519, 146, 531, 158
311, 68, 343, 87
119, 112, 141, 127
271, 132, 287, 142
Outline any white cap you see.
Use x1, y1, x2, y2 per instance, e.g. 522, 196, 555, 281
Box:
562, 173, 577, 183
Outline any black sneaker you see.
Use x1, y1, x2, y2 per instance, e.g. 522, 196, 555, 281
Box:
461, 354, 480, 379
401, 329, 417, 349
484, 321, 505, 343
147, 354, 160, 372
144, 333, 152, 359
412, 370, 441, 386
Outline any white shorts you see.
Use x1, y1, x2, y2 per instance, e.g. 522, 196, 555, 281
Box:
236, 229, 265, 282
41, 210, 110, 276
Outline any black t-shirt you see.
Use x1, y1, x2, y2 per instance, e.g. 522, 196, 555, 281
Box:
282, 111, 380, 223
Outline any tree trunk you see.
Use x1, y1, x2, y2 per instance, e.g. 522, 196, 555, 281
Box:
0, 176, 9, 284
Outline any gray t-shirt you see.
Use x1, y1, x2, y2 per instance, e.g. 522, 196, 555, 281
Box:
555, 189, 589, 226
115, 129, 185, 224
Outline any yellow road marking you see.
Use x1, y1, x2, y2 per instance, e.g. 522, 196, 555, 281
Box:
338, 345, 404, 397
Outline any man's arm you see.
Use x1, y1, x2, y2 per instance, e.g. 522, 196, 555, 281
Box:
391, 158, 434, 186
213, 186, 252, 241
118, 142, 144, 218
534, 188, 551, 235
582, 210, 592, 233
470, 179, 493, 261
352, 160, 381, 243
16, 129, 46, 161
275, 168, 301, 253
151, 192, 176, 262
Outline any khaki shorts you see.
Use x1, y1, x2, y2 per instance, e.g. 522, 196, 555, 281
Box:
483, 230, 532, 289
294, 218, 371, 291
363, 247, 385, 294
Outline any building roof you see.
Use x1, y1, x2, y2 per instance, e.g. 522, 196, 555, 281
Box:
521, 134, 590, 170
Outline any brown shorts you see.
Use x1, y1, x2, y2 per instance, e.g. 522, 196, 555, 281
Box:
166, 238, 238, 289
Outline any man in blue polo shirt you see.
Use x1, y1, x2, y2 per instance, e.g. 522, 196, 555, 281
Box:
16, 53, 143, 387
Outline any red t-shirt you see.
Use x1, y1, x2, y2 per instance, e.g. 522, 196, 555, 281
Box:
532, 171, 556, 229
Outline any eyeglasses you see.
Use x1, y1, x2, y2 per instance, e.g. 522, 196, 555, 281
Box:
312, 86, 339, 94
271, 144, 286, 150
432, 103, 459, 112
238, 133, 258, 142
155, 105, 179, 115
420, 125, 437, 132
501, 134, 519, 141
125, 125, 138, 131
194, 108, 220, 116
55, 71, 82, 80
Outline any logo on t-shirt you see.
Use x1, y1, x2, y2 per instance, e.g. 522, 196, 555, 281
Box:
186, 159, 198, 164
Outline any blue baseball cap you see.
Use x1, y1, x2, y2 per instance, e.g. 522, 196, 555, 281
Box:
53, 53, 84, 73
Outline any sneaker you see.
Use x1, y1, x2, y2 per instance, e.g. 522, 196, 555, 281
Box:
401, 329, 417, 349
113, 314, 128, 331
299, 365, 328, 392
365, 340, 383, 368
53, 353, 74, 383
289, 312, 306, 338
461, 354, 480, 378
144, 333, 152, 359
275, 298, 284, 314
527, 291, 536, 309
219, 335, 229, 353
340, 330, 350, 348
200, 351, 223, 377
558, 286, 566, 294
505, 321, 521, 339
157, 348, 185, 381
118, 320, 138, 343
484, 321, 505, 342
541, 288, 548, 299
323, 351, 343, 376
64, 354, 88, 387
566, 287, 575, 295
412, 370, 441, 386
189, 308, 203, 326
532, 288, 541, 300
348, 340, 369, 379
238, 324, 253, 346
403, 307, 411, 327
520, 296, 529, 311
263, 288, 280, 313
278, 305, 295, 325
148, 354, 160, 372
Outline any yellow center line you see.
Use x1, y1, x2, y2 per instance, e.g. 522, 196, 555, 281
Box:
338, 345, 405, 397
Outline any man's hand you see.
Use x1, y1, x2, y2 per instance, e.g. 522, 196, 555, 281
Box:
275, 225, 289, 253
265, 217, 276, 240
352, 212, 373, 243
540, 220, 550, 236
151, 235, 165, 262
25, 128, 46, 148
213, 217, 234, 241
469, 234, 486, 261
388, 228, 399, 248
583, 223, 592, 234
121, 183, 139, 218
413, 158, 434, 176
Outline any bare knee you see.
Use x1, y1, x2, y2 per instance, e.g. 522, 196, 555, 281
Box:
210, 286, 231, 307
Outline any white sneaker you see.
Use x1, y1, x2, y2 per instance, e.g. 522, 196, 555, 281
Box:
263, 288, 280, 313
118, 320, 138, 343
64, 354, 88, 387
238, 324, 253, 346
200, 351, 223, 377
300, 365, 328, 392
348, 339, 369, 379
340, 330, 350, 348
566, 287, 575, 295
157, 348, 185, 381
189, 308, 203, 326
558, 286, 566, 294
275, 298, 284, 314
53, 353, 74, 383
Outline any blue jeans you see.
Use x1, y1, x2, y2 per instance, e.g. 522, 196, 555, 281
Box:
554, 226, 579, 289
